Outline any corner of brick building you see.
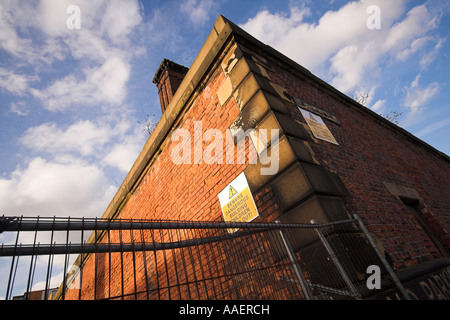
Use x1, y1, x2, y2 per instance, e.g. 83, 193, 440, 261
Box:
250, 44, 450, 271
62, 15, 450, 300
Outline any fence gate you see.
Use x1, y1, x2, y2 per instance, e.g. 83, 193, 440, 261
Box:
0, 214, 408, 300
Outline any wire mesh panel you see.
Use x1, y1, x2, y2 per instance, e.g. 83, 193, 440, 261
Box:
0, 215, 407, 300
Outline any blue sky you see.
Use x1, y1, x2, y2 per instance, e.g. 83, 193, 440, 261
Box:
0, 0, 449, 295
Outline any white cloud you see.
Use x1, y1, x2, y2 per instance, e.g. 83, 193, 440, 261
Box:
103, 142, 141, 173
371, 99, 386, 113
240, 0, 404, 71
20, 121, 113, 156
420, 37, 445, 68
0, 2, 36, 63
0, 0, 142, 58
100, 0, 143, 43
383, 4, 436, 56
181, 0, 216, 26
31, 270, 65, 291
35, 0, 78, 37
0, 1, 71, 65
19, 116, 145, 173
0, 0, 142, 109
0, 157, 115, 218
30, 56, 130, 111
35, 0, 143, 45
65, 30, 113, 63
403, 74, 439, 122
9, 101, 30, 116
414, 117, 450, 138
0, 68, 39, 96
239, 0, 439, 97
396, 36, 431, 62
329, 42, 380, 93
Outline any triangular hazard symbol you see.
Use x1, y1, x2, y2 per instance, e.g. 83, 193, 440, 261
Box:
229, 185, 238, 199
309, 113, 318, 122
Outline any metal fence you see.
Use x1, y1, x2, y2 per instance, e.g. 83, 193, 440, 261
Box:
0, 214, 409, 300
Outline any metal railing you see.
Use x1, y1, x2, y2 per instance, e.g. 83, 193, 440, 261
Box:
0, 214, 409, 300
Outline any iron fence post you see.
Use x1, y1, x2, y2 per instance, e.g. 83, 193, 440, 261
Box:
275, 221, 314, 300
311, 219, 362, 300
353, 213, 411, 300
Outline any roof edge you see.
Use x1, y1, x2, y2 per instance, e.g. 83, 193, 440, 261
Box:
99, 15, 234, 222
220, 16, 449, 162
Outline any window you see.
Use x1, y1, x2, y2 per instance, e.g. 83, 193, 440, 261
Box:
400, 197, 449, 258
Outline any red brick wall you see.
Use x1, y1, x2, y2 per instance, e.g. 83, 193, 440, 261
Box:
64, 58, 285, 300
63, 36, 449, 300
266, 63, 450, 270
121, 67, 240, 220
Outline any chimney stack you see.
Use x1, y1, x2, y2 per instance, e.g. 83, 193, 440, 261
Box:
152, 59, 189, 114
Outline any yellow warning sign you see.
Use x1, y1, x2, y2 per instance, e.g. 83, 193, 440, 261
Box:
299, 107, 338, 145
218, 173, 259, 233
229, 185, 237, 199
222, 187, 259, 233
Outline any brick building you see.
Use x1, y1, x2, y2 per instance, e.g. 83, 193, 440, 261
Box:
61, 15, 449, 300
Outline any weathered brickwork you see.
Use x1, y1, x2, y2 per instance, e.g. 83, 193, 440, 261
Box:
64, 43, 288, 299
262, 57, 450, 270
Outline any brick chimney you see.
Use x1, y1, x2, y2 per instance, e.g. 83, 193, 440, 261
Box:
152, 59, 189, 114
